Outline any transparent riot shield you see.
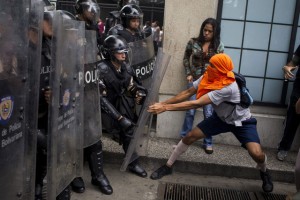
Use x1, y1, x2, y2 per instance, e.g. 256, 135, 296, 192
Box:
47, 12, 85, 200
121, 49, 171, 171
0, 0, 42, 199
82, 30, 102, 147
24, 0, 44, 199
129, 35, 155, 86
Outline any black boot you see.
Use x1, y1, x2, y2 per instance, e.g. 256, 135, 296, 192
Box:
71, 177, 85, 193
122, 137, 147, 178
88, 141, 113, 195
56, 185, 71, 200
128, 160, 147, 178
35, 150, 47, 200
260, 169, 273, 193
91, 172, 113, 195
35, 183, 43, 200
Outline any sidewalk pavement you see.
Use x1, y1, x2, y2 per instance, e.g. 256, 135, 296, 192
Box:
70, 135, 298, 200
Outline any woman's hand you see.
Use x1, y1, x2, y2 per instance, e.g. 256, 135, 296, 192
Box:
147, 102, 166, 114
186, 75, 193, 83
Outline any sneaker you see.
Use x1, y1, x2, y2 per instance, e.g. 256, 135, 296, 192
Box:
277, 150, 288, 161
260, 169, 273, 193
203, 145, 214, 154
150, 165, 172, 180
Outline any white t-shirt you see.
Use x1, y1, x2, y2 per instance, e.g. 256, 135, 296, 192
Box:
193, 78, 251, 126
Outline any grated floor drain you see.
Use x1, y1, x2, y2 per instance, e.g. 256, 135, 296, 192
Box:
157, 182, 287, 200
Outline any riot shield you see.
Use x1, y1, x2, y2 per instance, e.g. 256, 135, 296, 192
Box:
0, 0, 42, 199
82, 30, 102, 147
129, 35, 155, 85
121, 48, 171, 171
47, 12, 85, 200
25, 0, 44, 199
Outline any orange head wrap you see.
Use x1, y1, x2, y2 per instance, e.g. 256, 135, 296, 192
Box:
196, 53, 235, 99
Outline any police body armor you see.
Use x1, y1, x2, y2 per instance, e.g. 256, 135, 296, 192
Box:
46, 12, 85, 200
98, 60, 136, 129
109, 24, 145, 43
0, 0, 43, 199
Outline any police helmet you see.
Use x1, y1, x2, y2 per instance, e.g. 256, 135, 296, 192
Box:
102, 35, 129, 60
120, 4, 143, 28
75, 0, 100, 15
43, 0, 55, 11
117, 0, 139, 9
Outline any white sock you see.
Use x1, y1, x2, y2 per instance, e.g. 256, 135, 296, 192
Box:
256, 154, 267, 172
167, 140, 189, 166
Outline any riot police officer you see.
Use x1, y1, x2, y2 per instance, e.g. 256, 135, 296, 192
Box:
104, 0, 138, 36
108, 4, 145, 42
75, 0, 103, 45
71, 0, 113, 195
98, 35, 148, 178
35, 10, 74, 200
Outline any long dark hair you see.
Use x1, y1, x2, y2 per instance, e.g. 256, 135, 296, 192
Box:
196, 18, 221, 51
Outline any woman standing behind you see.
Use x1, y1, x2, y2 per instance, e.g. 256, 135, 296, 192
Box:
179, 18, 224, 154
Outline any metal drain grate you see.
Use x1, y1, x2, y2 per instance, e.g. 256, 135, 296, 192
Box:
157, 182, 287, 200
256, 192, 287, 200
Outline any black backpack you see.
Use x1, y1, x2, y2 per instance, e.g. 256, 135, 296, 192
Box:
226, 72, 254, 108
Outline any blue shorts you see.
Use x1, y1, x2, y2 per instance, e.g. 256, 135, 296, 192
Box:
197, 112, 260, 147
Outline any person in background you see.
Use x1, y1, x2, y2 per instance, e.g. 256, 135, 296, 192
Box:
98, 18, 104, 34
108, 4, 145, 43
158, 26, 163, 47
151, 21, 160, 54
287, 98, 300, 200
277, 45, 300, 161
104, 0, 138, 36
179, 18, 224, 154
143, 20, 152, 37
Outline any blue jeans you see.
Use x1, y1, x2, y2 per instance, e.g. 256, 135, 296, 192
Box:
179, 82, 213, 147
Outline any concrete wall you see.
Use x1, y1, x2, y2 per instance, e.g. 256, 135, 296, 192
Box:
155, 0, 300, 151
161, 0, 219, 95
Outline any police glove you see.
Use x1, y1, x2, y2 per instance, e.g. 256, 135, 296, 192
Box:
135, 90, 147, 105
119, 116, 135, 132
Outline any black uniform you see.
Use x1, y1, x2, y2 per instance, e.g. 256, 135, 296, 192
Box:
278, 45, 300, 152
104, 10, 121, 36
97, 59, 147, 177
108, 24, 145, 43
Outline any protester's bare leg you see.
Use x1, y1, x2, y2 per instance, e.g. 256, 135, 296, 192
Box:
246, 142, 266, 169
182, 127, 206, 145
246, 142, 273, 193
